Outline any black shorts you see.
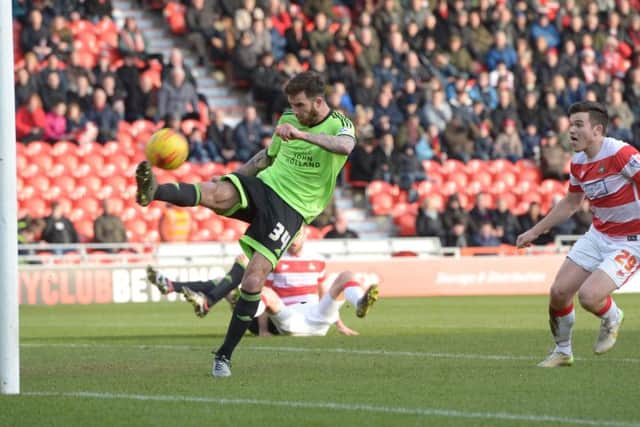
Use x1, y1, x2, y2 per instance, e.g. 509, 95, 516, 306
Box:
220, 173, 304, 268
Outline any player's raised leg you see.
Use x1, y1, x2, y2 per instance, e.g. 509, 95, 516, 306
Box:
213, 252, 272, 378
327, 271, 379, 318
135, 160, 240, 211
538, 258, 589, 368
577, 269, 624, 355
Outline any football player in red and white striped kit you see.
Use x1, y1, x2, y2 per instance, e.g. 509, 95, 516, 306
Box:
517, 101, 635, 367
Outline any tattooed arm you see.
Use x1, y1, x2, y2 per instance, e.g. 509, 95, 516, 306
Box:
233, 148, 273, 176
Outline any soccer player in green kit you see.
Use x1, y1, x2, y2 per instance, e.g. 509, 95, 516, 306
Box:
134, 71, 373, 377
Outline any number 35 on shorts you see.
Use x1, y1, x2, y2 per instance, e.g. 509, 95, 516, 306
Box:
614, 249, 638, 279
268, 222, 291, 251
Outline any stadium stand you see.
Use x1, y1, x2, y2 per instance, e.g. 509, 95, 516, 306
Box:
13, 0, 640, 260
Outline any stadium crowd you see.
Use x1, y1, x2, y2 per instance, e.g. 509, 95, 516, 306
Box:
12, 0, 640, 246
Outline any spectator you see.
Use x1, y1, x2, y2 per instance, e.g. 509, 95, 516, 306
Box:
607, 89, 635, 130
517, 201, 552, 245
468, 192, 494, 237
324, 212, 359, 239
159, 205, 192, 242
16, 93, 46, 143
309, 12, 333, 54
490, 89, 519, 132
420, 89, 452, 133
233, 106, 263, 162
521, 124, 542, 160
518, 91, 542, 130
396, 114, 428, 152
161, 48, 196, 87
539, 131, 568, 180
530, 10, 561, 49
252, 52, 287, 121
473, 121, 493, 160
352, 72, 378, 109
392, 144, 424, 194
284, 16, 312, 63
467, 9, 493, 62
118, 17, 148, 59
14, 68, 38, 109
157, 67, 199, 121
349, 139, 377, 183
44, 101, 67, 142
20, 9, 51, 60
207, 109, 236, 163
66, 74, 93, 112
327, 49, 358, 93
372, 132, 395, 182
42, 201, 78, 253
188, 127, 222, 163
442, 115, 474, 164
492, 118, 523, 162
94, 199, 127, 250
471, 221, 501, 247
66, 102, 98, 145
539, 91, 564, 133
250, 11, 272, 58
415, 196, 445, 243
372, 0, 402, 41
372, 90, 404, 132
232, 31, 260, 82
579, 48, 600, 85
39, 71, 66, 112
86, 88, 119, 143
572, 199, 593, 235
448, 33, 474, 75
486, 30, 517, 71
185, 0, 219, 66
492, 196, 520, 245
48, 15, 73, 60
608, 115, 634, 142
445, 221, 469, 247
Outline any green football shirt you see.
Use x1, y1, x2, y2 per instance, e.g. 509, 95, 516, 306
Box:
258, 110, 355, 223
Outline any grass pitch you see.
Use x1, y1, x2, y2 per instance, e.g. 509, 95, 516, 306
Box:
2, 295, 640, 427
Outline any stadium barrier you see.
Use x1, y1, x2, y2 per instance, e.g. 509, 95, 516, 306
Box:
17, 239, 639, 305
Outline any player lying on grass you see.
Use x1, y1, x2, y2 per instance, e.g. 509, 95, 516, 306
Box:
146, 232, 378, 336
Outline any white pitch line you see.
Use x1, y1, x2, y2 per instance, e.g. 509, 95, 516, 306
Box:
20, 342, 640, 364
19, 391, 640, 427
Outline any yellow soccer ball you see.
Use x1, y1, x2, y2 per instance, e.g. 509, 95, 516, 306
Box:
144, 128, 189, 170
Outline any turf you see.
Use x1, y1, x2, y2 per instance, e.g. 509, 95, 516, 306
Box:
2, 295, 640, 427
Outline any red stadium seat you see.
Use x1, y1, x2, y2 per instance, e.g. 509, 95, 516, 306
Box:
42, 185, 62, 201
57, 153, 79, 171
69, 185, 87, 201
370, 192, 394, 216
21, 164, 39, 179
23, 198, 47, 218
75, 197, 100, 217
46, 164, 66, 178
75, 219, 94, 242
69, 207, 87, 222
18, 185, 35, 203
103, 175, 128, 193
465, 159, 487, 175
27, 175, 50, 193
98, 163, 116, 178
366, 180, 395, 198
25, 141, 50, 157
415, 180, 435, 197
72, 163, 92, 179
190, 228, 213, 242
440, 180, 460, 196
198, 162, 227, 180
78, 175, 101, 193
199, 217, 225, 235
421, 160, 443, 175
17, 153, 27, 171
31, 154, 53, 171
395, 212, 417, 237
488, 159, 515, 176
50, 141, 77, 157
517, 168, 542, 184
101, 141, 121, 157
441, 159, 466, 177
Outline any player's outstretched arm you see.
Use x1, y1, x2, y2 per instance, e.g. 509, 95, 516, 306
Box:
516, 192, 584, 248
275, 123, 355, 155
234, 148, 273, 176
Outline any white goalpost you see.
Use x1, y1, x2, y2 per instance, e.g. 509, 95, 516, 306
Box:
0, 2, 20, 395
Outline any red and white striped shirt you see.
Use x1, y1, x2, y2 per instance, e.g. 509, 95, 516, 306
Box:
569, 137, 640, 237
265, 251, 326, 305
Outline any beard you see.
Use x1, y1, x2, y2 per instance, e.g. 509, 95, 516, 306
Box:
298, 105, 321, 126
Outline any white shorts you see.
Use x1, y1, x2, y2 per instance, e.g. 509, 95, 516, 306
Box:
269, 295, 344, 336
568, 227, 640, 288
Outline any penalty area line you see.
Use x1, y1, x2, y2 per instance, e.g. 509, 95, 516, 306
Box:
21, 391, 640, 427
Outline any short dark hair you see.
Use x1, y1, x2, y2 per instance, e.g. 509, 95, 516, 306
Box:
284, 71, 326, 99
568, 101, 608, 133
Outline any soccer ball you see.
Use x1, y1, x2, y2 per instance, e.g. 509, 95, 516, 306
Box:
144, 129, 189, 170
